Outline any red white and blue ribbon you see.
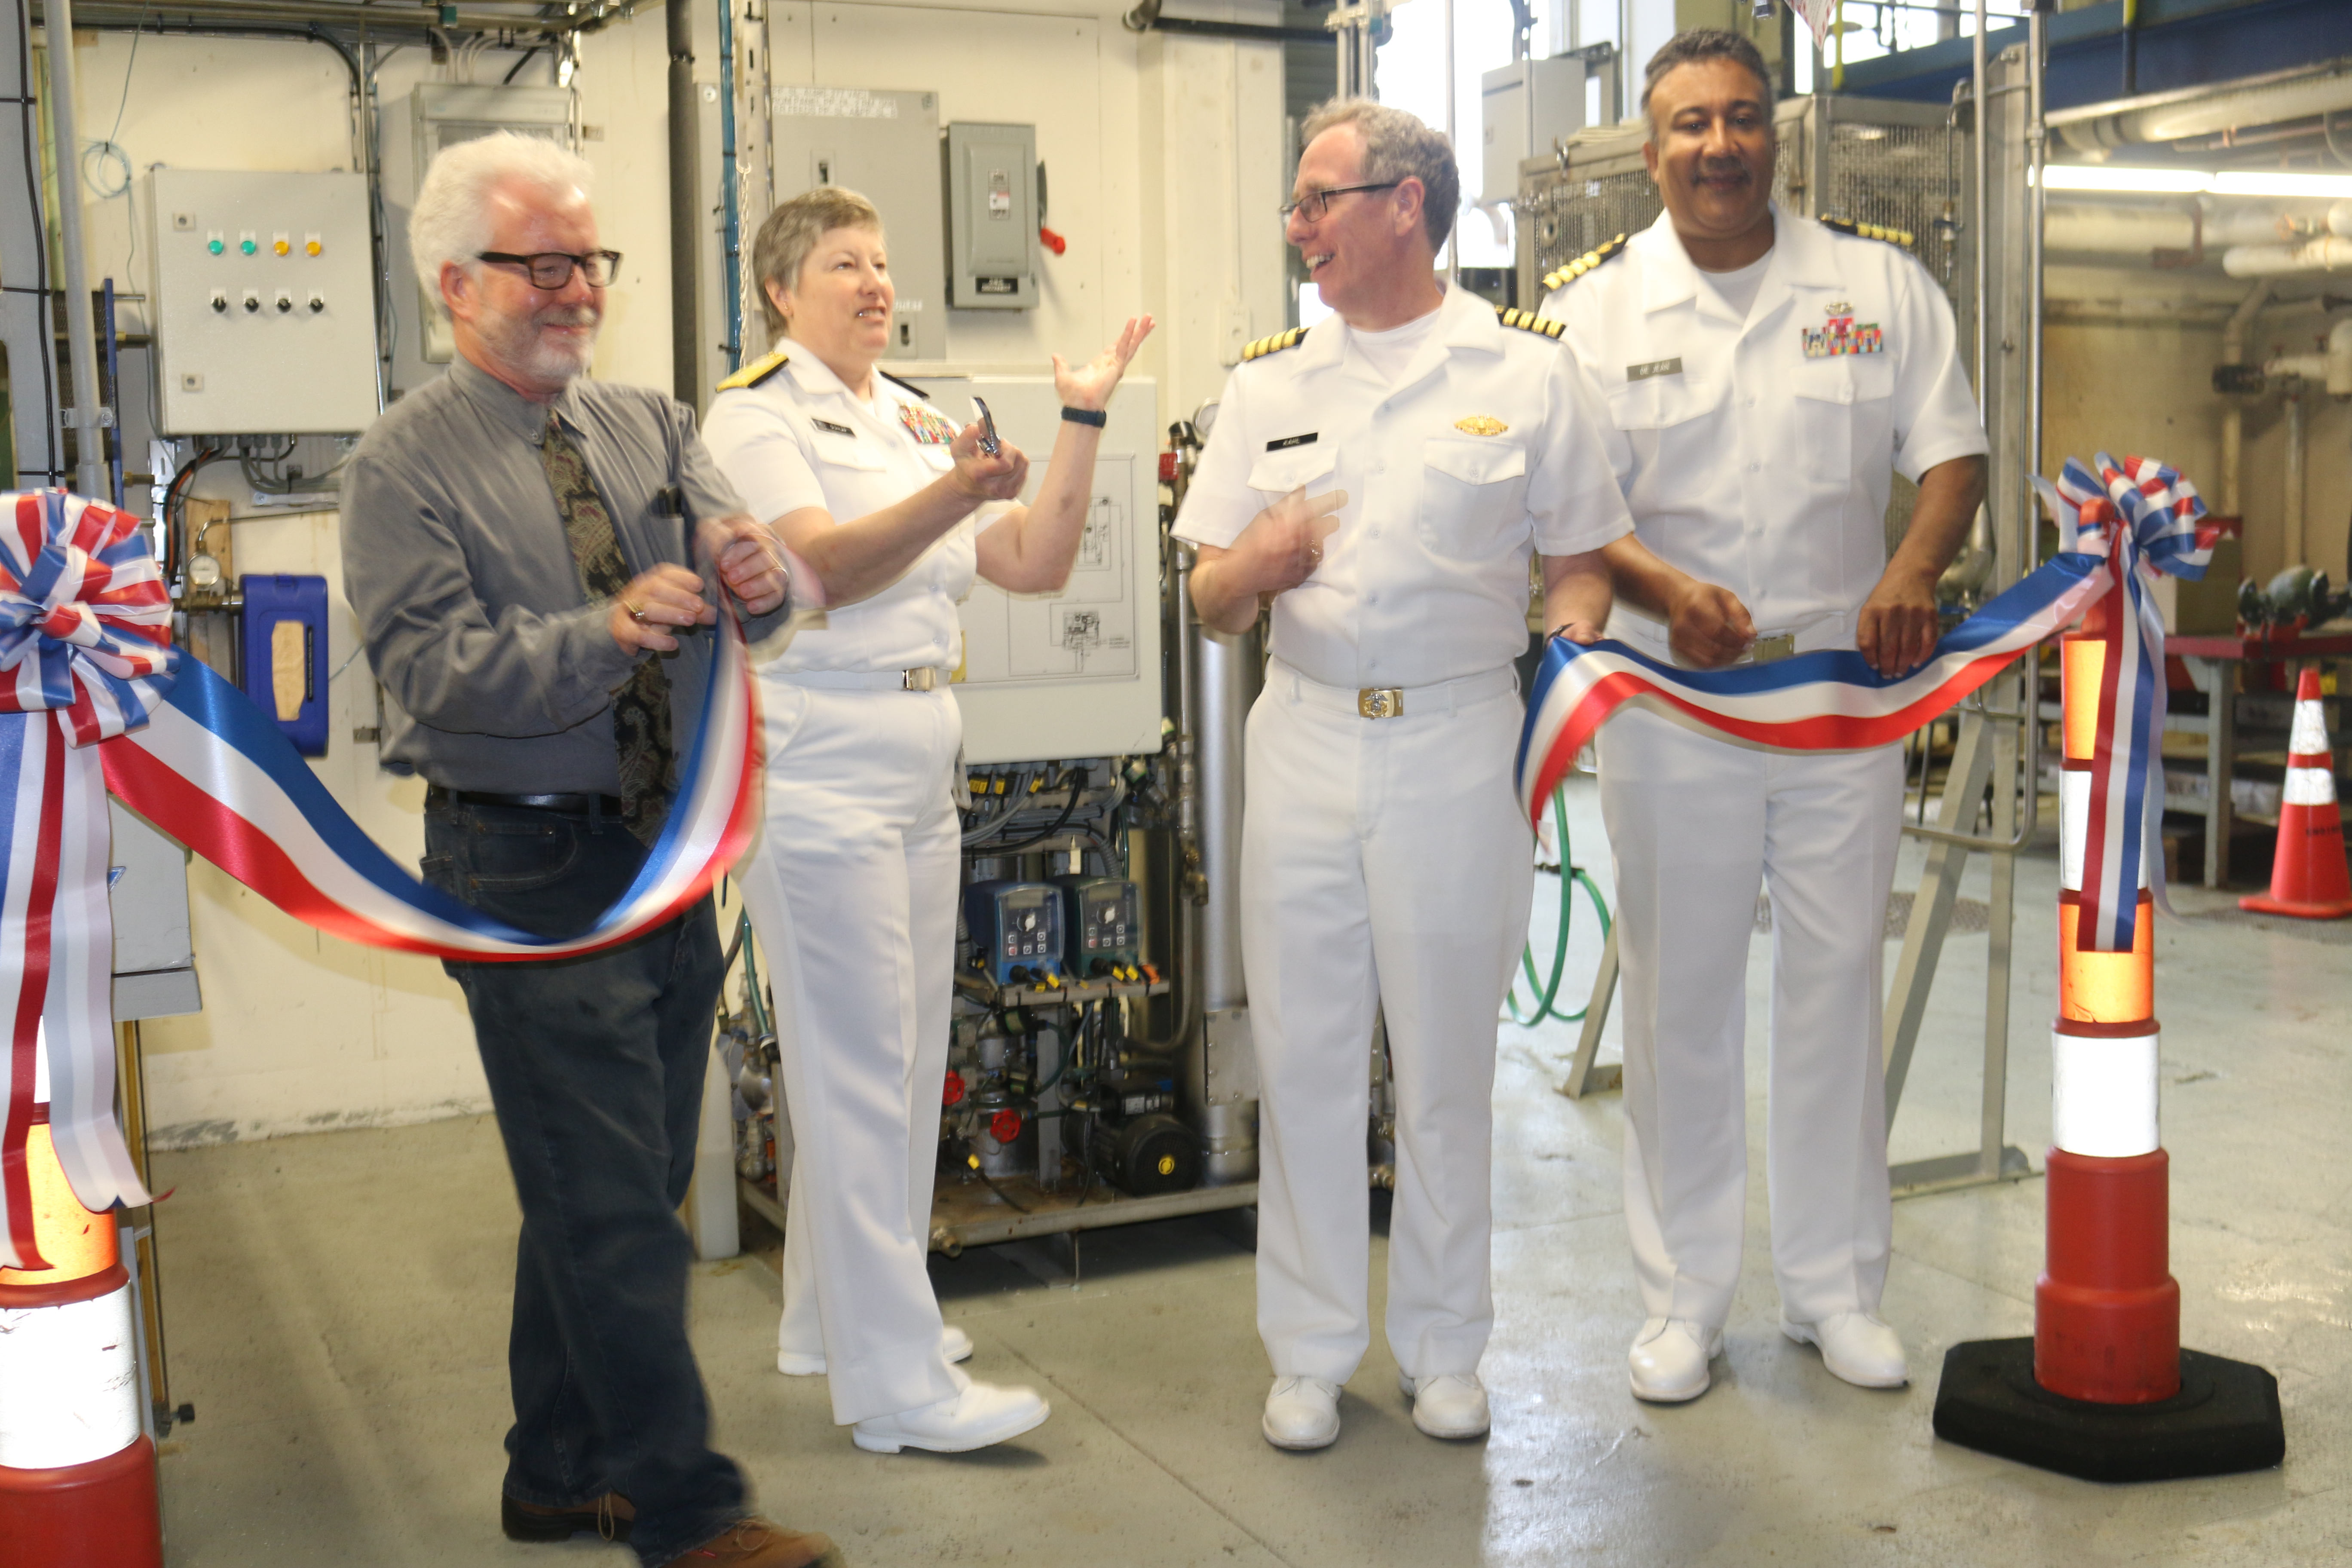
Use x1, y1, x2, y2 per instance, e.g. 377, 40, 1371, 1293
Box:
1, 490, 174, 1267
1, 488, 762, 1268
2031, 453, 2212, 952
1515, 452, 2211, 958
1516, 551, 2107, 825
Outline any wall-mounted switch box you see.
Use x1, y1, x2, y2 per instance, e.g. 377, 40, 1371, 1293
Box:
945, 121, 1038, 310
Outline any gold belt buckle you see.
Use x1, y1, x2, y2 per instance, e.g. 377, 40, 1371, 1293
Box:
1748, 633, 1797, 666
1357, 687, 1404, 719
902, 667, 939, 691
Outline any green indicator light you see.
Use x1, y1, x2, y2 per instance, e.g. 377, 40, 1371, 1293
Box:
207, 238, 224, 255
239, 237, 257, 255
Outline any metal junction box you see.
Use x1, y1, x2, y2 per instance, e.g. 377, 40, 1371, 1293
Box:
945, 121, 1038, 310
769, 86, 947, 360
147, 168, 379, 435
381, 83, 579, 385
1479, 55, 1586, 205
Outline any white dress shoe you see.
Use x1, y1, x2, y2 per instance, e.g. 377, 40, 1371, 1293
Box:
850, 1381, 1049, 1454
778, 1323, 974, 1377
1782, 1311, 1908, 1389
1628, 1317, 1724, 1403
1398, 1372, 1490, 1439
1261, 1375, 1342, 1451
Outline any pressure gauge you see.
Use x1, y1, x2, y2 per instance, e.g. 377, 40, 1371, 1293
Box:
187, 553, 223, 591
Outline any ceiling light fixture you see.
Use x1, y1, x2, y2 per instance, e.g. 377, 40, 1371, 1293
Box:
2041, 165, 2352, 199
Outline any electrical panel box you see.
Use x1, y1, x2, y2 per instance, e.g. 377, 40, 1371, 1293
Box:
240, 573, 330, 756
1480, 56, 1586, 204
945, 122, 1038, 310
769, 86, 947, 361
913, 375, 1161, 765
1057, 877, 1140, 976
147, 169, 379, 435
964, 880, 1064, 983
381, 84, 579, 392
108, 799, 200, 1022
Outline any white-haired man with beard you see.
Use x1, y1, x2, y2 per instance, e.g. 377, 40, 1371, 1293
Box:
341, 134, 840, 1568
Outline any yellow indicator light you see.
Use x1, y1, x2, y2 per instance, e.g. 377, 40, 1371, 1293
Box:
305, 236, 323, 256
273, 238, 291, 256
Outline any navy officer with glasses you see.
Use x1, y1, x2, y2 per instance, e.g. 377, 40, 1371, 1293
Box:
1173, 97, 1640, 1452
342, 132, 842, 1568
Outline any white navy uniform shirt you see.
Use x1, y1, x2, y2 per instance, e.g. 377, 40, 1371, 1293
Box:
1171, 285, 1633, 692
1540, 206, 1987, 659
703, 348, 1002, 674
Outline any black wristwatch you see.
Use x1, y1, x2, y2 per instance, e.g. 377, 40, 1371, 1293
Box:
1061, 406, 1107, 427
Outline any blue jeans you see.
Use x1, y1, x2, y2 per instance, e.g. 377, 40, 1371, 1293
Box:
424, 797, 743, 1567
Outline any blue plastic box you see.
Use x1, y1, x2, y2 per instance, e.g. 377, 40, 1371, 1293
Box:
239, 573, 331, 756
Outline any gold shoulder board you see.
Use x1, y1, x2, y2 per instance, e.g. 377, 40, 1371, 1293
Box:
716, 349, 790, 392
1496, 306, 1566, 340
1539, 232, 1629, 295
1240, 328, 1308, 362
1817, 214, 1915, 249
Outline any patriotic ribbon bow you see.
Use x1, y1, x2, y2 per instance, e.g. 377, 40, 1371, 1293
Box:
1, 491, 175, 1268
2032, 453, 2214, 952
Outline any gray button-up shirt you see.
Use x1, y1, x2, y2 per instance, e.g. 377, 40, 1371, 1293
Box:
342, 353, 784, 793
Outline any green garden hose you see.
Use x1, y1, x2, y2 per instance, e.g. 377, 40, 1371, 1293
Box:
1504, 784, 1613, 1026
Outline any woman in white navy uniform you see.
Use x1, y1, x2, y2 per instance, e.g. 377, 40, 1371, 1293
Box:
703, 185, 1151, 1454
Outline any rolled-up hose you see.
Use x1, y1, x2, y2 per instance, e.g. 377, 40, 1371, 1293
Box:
1504, 784, 1613, 1026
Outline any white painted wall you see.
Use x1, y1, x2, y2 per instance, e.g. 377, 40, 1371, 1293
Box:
53, 3, 1284, 1145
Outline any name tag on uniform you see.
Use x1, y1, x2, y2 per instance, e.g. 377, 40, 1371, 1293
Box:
1626, 358, 1682, 382
1266, 432, 1317, 451
811, 418, 856, 437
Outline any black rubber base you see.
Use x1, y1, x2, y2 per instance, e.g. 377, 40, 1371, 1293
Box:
1933, 1338, 2285, 1483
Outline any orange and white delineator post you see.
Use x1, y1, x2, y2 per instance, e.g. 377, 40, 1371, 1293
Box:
2043, 617, 2177, 1401
0, 1067, 163, 1567
2239, 666, 2352, 920
1934, 600, 2285, 1482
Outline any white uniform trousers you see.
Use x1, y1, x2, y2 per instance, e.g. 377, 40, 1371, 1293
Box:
1241, 660, 1534, 1384
733, 678, 966, 1425
1597, 704, 1905, 1330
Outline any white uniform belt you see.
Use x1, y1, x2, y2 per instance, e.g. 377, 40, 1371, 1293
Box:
772, 666, 948, 692
1274, 658, 1517, 720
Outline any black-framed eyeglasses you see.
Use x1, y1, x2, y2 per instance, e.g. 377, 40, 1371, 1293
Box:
1278, 183, 1402, 223
477, 249, 623, 289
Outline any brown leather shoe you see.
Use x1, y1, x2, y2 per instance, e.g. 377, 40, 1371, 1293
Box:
663, 1515, 846, 1568
501, 1491, 635, 1544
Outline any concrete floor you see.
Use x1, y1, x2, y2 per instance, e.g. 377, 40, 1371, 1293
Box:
143, 778, 2352, 1566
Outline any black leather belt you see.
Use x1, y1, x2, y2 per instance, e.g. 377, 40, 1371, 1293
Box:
427, 786, 626, 815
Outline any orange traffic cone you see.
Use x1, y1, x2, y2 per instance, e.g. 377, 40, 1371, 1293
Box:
0, 1104, 164, 1567
2240, 667, 2352, 919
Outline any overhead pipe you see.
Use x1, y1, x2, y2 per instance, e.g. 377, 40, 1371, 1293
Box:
2054, 66, 2352, 153
2223, 236, 2352, 278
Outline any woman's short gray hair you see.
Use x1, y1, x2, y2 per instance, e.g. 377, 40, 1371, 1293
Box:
751, 186, 886, 339
409, 132, 596, 319
1299, 98, 1458, 251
